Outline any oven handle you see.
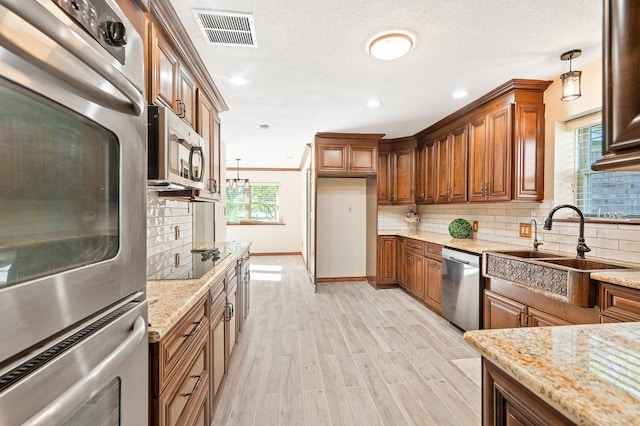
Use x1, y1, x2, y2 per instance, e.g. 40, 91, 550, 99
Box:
23, 316, 146, 426
0, 0, 144, 116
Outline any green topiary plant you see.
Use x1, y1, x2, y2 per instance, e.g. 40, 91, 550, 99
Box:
448, 218, 473, 239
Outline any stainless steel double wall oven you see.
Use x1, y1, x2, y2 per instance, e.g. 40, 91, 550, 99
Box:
0, 0, 148, 424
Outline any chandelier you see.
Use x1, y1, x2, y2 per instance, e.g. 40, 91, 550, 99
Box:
227, 158, 249, 188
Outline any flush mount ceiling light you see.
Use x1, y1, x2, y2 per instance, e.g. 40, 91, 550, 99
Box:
227, 158, 249, 188
368, 32, 414, 60
560, 49, 582, 102
367, 100, 381, 108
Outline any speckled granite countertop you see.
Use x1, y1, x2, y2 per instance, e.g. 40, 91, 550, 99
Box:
146, 241, 251, 343
378, 230, 524, 254
464, 323, 640, 426
591, 271, 640, 290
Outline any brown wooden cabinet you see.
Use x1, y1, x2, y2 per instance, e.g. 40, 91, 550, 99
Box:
468, 104, 512, 202
150, 296, 210, 426
592, 0, 640, 171
377, 236, 398, 285
485, 290, 574, 329
416, 80, 550, 203
416, 142, 436, 204
482, 359, 574, 426
378, 138, 416, 205
435, 126, 468, 203
484, 290, 526, 329
423, 243, 443, 313
315, 133, 383, 177
150, 23, 196, 126
599, 282, 640, 322
197, 92, 222, 201
377, 149, 392, 204
209, 281, 227, 414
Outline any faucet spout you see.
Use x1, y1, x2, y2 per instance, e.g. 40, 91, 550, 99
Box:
530, 218, 543, 251
543, 204, 591, 259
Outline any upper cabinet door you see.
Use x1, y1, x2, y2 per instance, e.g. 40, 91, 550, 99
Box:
349, 145, 377, 174
377, 150, 392, 204
197, 92, 221, 201
317, 144, 348, 173
392, 148, 415, 204
416, 142, 436, 204
592, 0, 640, 170
177, 66, 197, 128
151, 24, 178, 111
468, 114, 488, 202
448, 126, 468, 203
513, 102, 544, 201
486, 105, 512, 201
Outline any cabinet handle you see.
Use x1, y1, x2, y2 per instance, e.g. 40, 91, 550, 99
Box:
389, 193, 394, 203
176, 99, 186, 118
183, 321, 202, 338
224, 303, 235, 321
183, 374, 203, 397
517, 312, 522, 327
484, 181, 490, 199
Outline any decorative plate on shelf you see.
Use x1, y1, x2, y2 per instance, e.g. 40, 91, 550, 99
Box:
448, 218, 473, 239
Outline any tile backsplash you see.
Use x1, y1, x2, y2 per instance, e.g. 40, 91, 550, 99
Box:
379, 202, 640, 263
146, 193, 193, 280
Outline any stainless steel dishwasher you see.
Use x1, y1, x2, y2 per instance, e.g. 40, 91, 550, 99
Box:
441, 247, 484, 331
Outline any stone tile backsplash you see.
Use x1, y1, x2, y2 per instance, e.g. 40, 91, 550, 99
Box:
378, 202, 640, 263
146, 193, 194, 280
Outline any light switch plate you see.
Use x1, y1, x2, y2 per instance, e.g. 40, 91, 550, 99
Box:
519, 223, 531, 238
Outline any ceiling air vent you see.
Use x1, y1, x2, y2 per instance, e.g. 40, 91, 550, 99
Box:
192, 10, 257, 47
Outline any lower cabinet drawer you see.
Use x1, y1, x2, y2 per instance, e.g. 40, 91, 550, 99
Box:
426, 243, 442, 260
158, 336, 209, 426
600, 282, 640, 322
405, 238, 425, 255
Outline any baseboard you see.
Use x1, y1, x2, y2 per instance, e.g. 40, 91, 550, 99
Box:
316, 276, 367, 283
250, 252, 302, 256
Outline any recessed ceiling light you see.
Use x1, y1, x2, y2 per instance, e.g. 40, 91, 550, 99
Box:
230, 76, 248, 86
259, 124, 270, 130
367, 100, 381, 108
368, 32, 414, 60
453, 89, 468, 98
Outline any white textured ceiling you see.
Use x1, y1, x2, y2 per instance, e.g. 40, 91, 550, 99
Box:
169, 0, 602, 168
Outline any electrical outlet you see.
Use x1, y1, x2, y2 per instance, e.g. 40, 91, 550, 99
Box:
519, 223, 531, 238
472, 221, 479, 232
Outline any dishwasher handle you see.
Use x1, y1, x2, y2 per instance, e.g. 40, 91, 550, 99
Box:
449, 256, 470, 265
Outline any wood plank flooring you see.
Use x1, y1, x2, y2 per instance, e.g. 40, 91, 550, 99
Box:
213, 255, 481, 425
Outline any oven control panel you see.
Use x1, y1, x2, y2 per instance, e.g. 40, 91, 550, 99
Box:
52, 0, 126, 64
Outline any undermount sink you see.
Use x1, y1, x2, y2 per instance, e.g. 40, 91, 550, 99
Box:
537, 258, 631, 271
492, 250, 568, 259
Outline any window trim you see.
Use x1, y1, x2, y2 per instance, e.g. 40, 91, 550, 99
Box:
226, 183, 280, 225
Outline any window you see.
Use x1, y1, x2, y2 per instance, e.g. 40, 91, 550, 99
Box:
226, 184, 280, 224
574, 123, 640, 218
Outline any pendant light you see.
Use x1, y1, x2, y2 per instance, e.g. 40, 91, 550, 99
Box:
560, 49, 582, 102
226, 158, 250, 188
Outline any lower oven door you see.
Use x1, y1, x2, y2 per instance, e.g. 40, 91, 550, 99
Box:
0, 298, 148, 426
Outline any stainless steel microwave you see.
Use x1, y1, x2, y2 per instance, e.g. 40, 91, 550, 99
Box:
148, 104, 206, 190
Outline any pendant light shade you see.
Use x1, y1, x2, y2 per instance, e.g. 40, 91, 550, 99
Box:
560, 49, 582, 102
227, 158, 249, 188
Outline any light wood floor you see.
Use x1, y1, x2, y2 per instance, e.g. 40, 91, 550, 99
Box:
213, 255, 481, 425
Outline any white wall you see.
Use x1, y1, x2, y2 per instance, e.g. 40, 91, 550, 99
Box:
316, 178, 366, 278
225, 169, 304, 254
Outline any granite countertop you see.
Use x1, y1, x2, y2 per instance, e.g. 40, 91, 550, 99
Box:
146, 241, 251, 343
591, 271, 640, 290
378, 230, 524, 254
464, 323, 640, 425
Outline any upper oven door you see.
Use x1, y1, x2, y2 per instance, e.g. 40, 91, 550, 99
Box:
0, 0, 146, 364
